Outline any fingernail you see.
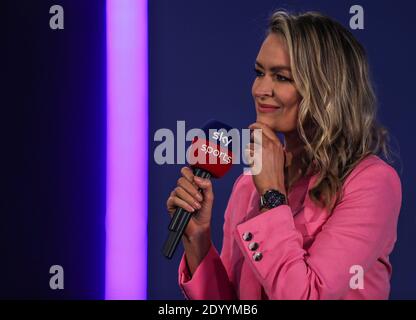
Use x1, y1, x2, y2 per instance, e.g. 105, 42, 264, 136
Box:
194, 202, 201, 209
195, 192, 203, 201
194, 176, 202, 182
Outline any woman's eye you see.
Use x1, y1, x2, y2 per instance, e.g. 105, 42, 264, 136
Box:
254, 68, 264, 77
254, 69, 292, 82
275, 74, 291, 82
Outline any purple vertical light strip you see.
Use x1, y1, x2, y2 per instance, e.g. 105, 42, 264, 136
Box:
106, 0, 148, 299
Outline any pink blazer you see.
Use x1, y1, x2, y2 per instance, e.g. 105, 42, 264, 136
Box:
178, 155, 402, 300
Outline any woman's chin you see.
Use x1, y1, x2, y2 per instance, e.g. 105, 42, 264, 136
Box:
255, 115, 296, 134
255, 115, 281, 132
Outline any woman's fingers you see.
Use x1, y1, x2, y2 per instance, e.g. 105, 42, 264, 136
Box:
244, 142, 258, 157
166, 186, 201, 213
193, 176, 214, 203
174, 186, 202, 210
167, 194, 196, 213
166, 166, 215, 217
249, 122, 283, 146
166, 166, 205, 215
180, 166, 194, 183
243, 147, 255, 167
177, 176, 203, 201
250, 128, 264, 145
244, 142, 262, 168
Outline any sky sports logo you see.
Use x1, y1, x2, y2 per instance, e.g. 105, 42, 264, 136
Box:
212, 131, 233, 147
200, 143, 232, 164
153, 121, 262, 175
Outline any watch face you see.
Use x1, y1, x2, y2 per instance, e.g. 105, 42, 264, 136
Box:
263, 190, 286, 208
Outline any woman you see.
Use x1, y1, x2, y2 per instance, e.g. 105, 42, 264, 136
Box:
166, 11, 402, 300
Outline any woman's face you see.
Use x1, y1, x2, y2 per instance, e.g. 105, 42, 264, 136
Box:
252, 33, 302, 133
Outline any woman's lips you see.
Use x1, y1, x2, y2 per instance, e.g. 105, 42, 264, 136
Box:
257, 103, 281, 113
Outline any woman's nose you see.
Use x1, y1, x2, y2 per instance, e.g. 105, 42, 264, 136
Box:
254, 79, 274, 98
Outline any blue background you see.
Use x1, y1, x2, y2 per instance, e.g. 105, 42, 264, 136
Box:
1, 0, 414, 299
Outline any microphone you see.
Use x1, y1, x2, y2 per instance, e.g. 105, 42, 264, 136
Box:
162, 120, 235, 259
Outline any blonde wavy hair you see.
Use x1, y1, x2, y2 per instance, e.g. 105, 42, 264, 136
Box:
267, 10, 397, 212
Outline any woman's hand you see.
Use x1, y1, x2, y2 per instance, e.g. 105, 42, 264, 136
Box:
166, 166, 214, 240
166, 166, 214, 274
246, 122, 287, 197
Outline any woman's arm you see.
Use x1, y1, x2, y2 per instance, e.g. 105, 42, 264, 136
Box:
166, 165, 235, 299
178, 228, 237, 300
178, 240, 237, 300
178, 175, 246, 300
181, 229, 212, 275
234, 163, 402, 299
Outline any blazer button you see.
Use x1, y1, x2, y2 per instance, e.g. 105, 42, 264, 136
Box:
248, 242, 258, 251
253, 252, 263, 262
242, 232, 253, 241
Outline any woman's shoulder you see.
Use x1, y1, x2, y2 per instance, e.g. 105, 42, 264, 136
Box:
342, 154, 401, 191
346, 154, 400, 182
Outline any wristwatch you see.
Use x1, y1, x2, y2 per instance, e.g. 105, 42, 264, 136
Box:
260, 189, 287, 210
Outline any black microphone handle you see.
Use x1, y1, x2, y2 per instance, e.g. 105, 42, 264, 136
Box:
162, 213, 192, 259
163, 168, 211, 259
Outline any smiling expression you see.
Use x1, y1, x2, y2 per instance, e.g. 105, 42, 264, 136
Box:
252, 33, 303, 133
